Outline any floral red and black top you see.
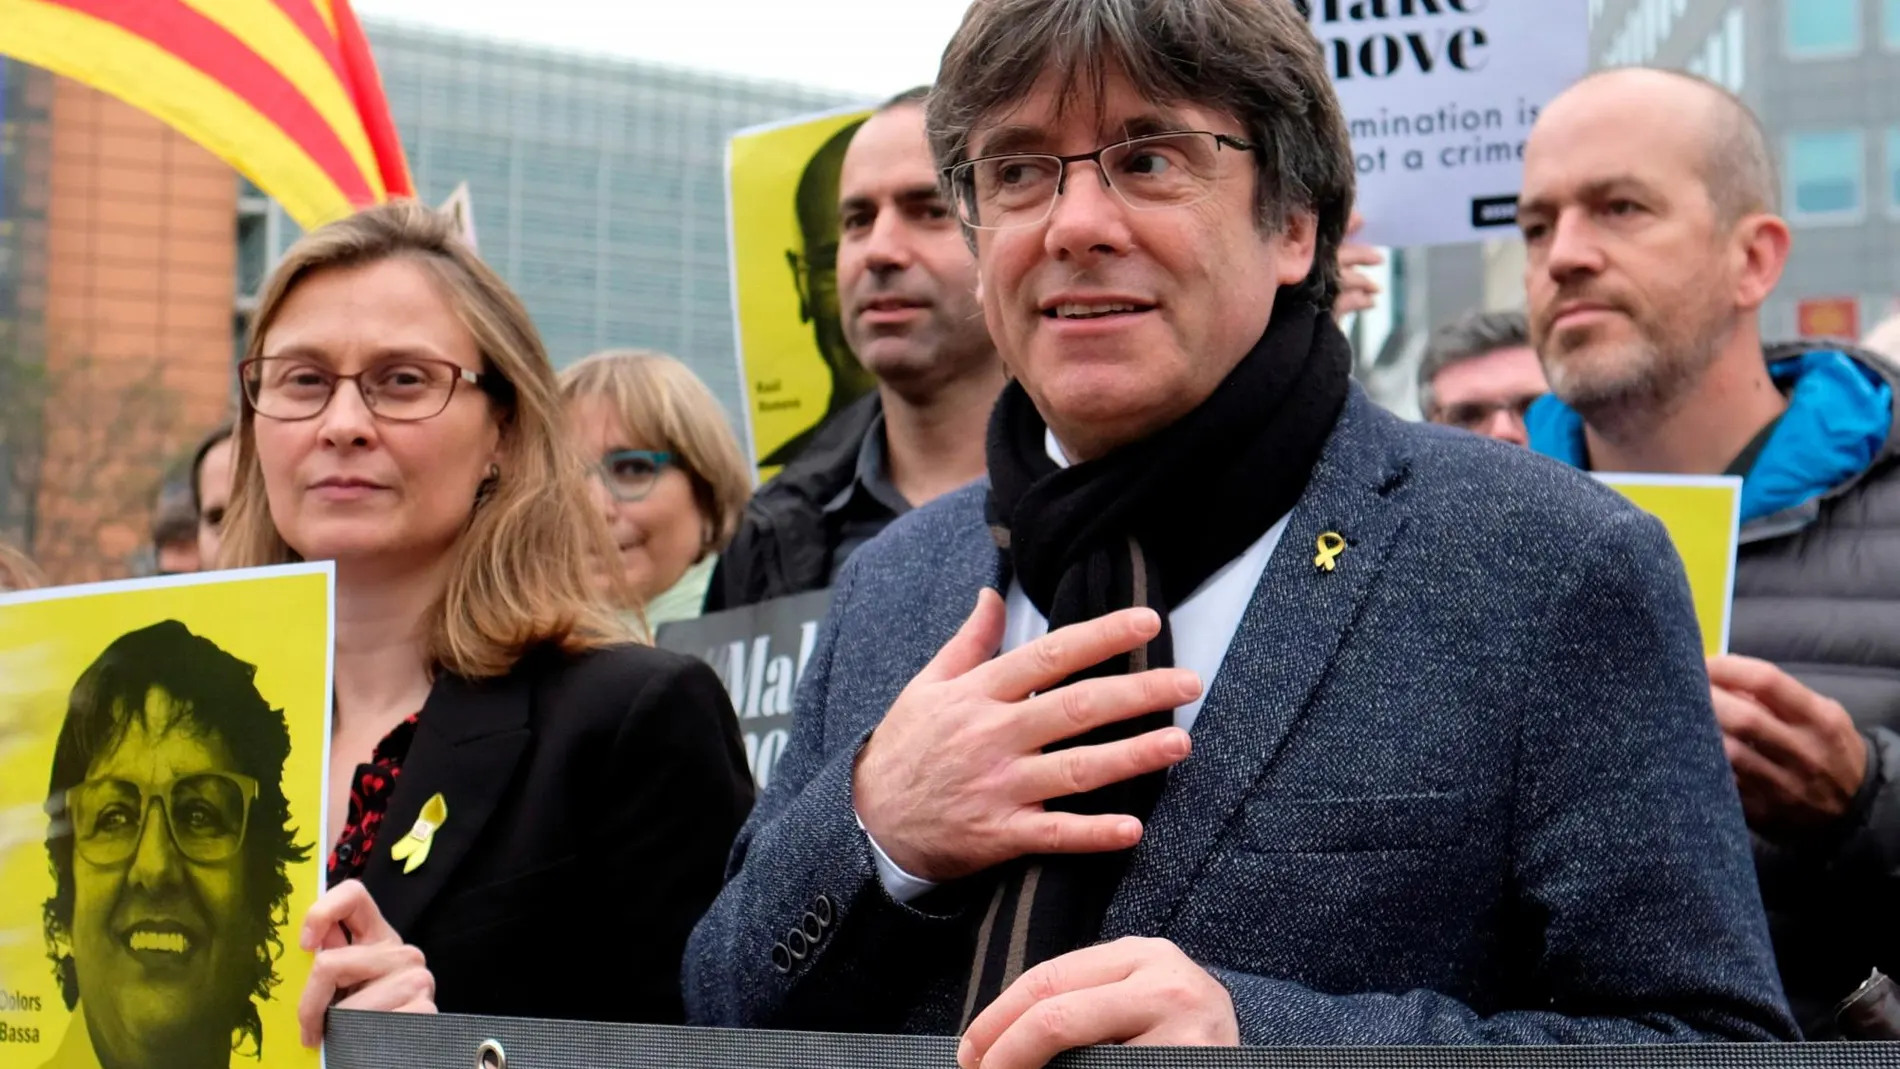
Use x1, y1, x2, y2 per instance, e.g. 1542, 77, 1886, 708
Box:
327, 713, 422, 886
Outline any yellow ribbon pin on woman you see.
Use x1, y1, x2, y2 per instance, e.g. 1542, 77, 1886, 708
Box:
390, 793, 448, 875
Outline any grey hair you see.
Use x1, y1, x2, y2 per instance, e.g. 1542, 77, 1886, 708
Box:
1689, 82, 1777, 225
1418, 309, 1531, 417
924, 0, 1354, 308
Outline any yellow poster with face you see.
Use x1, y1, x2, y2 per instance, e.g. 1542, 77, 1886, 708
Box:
1597, 474, 1743, 657
726, 104, 876, 481
0, 564, 332, 1069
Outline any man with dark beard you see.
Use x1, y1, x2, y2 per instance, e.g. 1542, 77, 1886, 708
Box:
1520, 67, 1900, 1037
708, 87, 1006, 610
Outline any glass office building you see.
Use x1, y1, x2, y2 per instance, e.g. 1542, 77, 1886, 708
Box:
1591, 0, 1900, 340
1365, 0, 1900, 418
239, 21, 857, 427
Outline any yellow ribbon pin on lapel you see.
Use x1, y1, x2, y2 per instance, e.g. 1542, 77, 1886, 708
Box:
1314, 532, 1347, 572
389, 793, 447, 875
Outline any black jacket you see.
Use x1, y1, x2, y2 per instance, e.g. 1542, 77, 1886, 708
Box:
358, 642, 754, 1024
705, 392, 883, 612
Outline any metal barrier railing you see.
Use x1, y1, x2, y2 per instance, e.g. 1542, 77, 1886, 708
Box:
324, 1011, 1900, 1069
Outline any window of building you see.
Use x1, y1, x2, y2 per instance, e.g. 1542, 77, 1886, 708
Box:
1886, 128, 1900, 213
1786, 129, 1866, 221
1785, 0, 1862, 58
1689, 8, 1747, 91
235, 212, 270, 298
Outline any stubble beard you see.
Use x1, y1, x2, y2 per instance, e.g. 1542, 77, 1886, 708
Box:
1545, 304, 1726, 442
856, 301, 995, 402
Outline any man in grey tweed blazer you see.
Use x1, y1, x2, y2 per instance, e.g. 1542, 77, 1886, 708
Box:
685, 0, 1797, 1061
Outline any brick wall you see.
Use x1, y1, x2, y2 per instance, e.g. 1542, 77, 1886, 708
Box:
27, 77, 236, 584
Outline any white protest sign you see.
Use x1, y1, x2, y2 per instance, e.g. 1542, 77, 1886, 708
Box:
438, 181, 478, 252
1299, 0, 1590, 248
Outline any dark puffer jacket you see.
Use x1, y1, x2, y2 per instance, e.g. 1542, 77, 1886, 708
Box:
1531, 341, 1900, 1036
1736, 343, 1900, 1036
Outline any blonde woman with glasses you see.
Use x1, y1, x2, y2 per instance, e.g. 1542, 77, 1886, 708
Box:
217, 201, 754, 1044
560, 350, 753, 628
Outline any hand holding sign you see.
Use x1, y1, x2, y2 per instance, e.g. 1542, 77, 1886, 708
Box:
1709, 655, 1869, 843
298, 880, 437, 1048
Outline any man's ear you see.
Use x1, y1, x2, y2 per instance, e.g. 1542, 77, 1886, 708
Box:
1733, 213, 1791, 313
1273, 211, 1319, 286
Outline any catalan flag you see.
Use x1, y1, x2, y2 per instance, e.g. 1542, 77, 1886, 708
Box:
0, 0, 414, 228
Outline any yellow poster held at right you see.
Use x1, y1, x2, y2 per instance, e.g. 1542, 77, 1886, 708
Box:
1596, 474, 1744, 657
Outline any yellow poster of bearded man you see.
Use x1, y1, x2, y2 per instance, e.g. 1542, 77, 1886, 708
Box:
1597, 474, 1743, 657
0, 564, 332, 1069
726, 104, 875, 480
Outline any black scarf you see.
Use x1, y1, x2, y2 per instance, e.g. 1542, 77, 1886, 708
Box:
960, 298, 1351, 1022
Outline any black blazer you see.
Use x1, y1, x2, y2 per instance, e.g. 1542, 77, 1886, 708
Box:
358, 641, 754, 1024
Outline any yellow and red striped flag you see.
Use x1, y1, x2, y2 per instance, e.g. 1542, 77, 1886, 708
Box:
0, 0, 414, 228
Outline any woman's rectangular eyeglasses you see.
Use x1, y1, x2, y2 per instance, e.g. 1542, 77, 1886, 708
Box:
239, 356, 485, 422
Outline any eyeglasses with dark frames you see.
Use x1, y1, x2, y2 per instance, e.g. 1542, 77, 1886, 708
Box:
239, 356, 486, 422
946, 130, 1257, 231
785, 246, 840, 325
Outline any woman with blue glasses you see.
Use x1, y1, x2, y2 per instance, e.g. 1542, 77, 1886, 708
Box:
560, 350, 753, 628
